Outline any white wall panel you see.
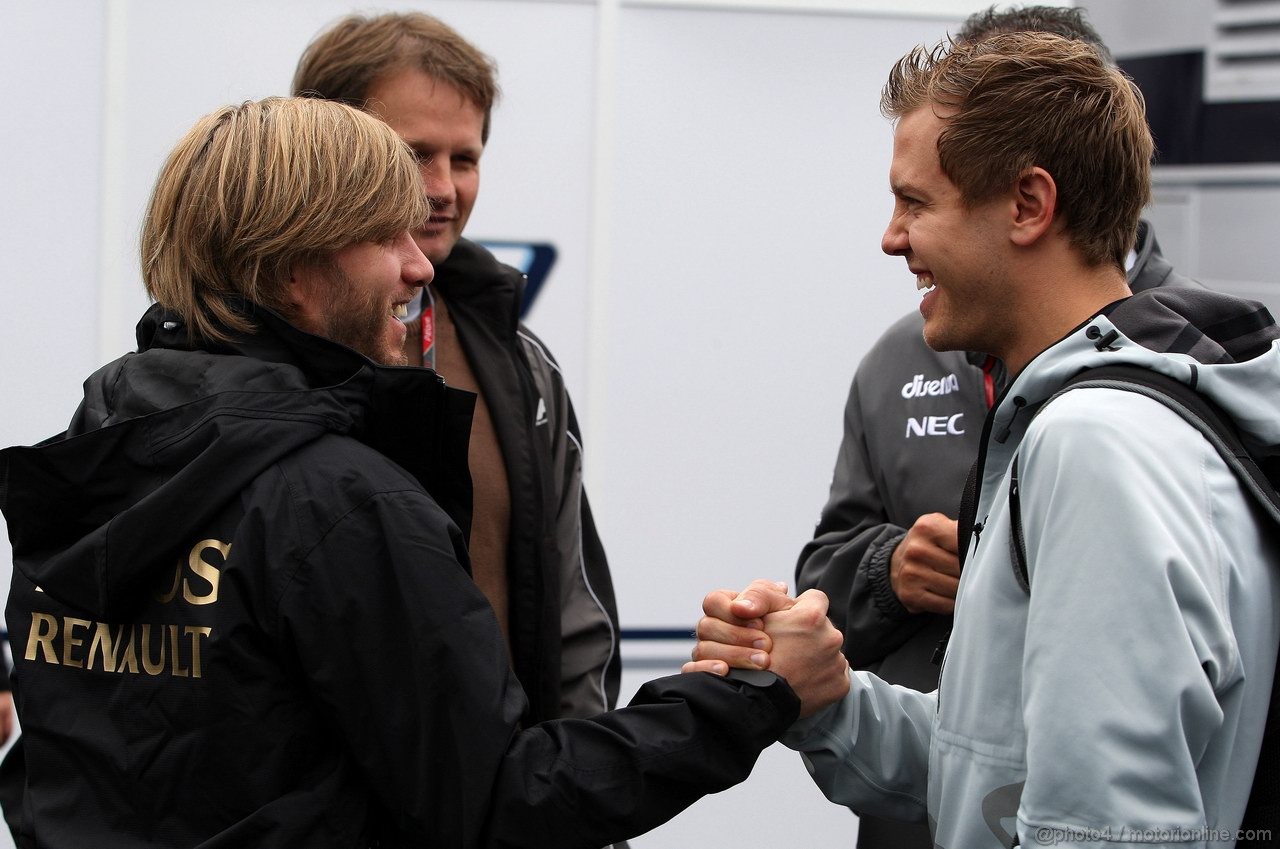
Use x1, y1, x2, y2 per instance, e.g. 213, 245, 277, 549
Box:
0, 3, 107, 456
600, 4, 958, 625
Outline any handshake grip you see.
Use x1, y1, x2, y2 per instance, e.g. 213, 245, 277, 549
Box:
684, 580, 850, 719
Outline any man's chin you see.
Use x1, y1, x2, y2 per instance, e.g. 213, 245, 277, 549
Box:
921, 323, 961, 354
360, 345, 408, 367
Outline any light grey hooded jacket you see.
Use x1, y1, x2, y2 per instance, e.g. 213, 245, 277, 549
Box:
784, 288, 1280, 849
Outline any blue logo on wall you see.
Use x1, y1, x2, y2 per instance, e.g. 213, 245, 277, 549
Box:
478, 240, 558, 317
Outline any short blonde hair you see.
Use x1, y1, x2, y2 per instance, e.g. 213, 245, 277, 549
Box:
140, 97, 427, 345
882, 32, 1152, 269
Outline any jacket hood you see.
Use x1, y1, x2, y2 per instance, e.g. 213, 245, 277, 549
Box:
0, 303, 475, 621
995, 286, 1280, 459
1127, 219, 1193, 294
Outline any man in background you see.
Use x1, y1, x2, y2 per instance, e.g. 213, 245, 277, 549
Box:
293, 12, 618, 723
795, 8, 1199, 844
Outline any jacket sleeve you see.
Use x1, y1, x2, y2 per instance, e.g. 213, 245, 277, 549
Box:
795, 371, 929, 668
1014, 391, 1259, 843
781, 670, 934, 822
483, 670, 797, 847
554, 394, 620, 717
521, 327, 621, 717
281, 489, 794, 849
565, 488, 621, 713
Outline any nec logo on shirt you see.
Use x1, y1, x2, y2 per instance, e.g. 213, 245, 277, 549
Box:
905, 413, 965, 438
901, 373, 960, 398
901, 373, 966, 437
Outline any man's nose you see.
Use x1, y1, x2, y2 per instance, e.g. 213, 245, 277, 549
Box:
400, 232, 433, 286
420, 159, 457, 206
882, 217, 908, 257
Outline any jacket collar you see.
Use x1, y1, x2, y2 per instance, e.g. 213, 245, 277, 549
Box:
432, 239, 525, 339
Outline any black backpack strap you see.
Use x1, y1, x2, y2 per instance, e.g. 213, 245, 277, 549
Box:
942, 459, 986, 668
957, 458, 981, 569
1007, 455, 1029, 594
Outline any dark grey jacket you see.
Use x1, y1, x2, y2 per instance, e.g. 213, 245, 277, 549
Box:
436, 239, 619, 721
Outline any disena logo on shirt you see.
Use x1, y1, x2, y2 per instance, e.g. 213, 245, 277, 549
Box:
23, 538, 228, 680
901, 372, 961, 399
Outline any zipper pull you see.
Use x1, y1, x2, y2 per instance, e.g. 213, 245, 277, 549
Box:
931, 631, 951, 666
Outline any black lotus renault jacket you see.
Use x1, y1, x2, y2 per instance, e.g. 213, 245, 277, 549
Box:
0, 305, 797, 849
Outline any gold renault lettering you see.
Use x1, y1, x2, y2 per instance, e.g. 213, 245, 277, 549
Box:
25, 535, 227, 682
187, 626, 211, 678
168, 626, 189, 678
140, 624, 166, 676
117, 627, 140, 674
25, 613, 59, 664
61, 617, 90, 668
86, 623, 121, 673
25, 615, 213, 680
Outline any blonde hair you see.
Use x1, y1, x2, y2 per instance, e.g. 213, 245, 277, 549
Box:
882, 32, 1152, 269
140, 97, 427, 345
292, 12, 500, 142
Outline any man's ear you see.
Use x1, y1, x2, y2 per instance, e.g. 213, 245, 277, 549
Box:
278, 262, 324, 330
1009, 166, 1057, 247
283, 262, 317, 311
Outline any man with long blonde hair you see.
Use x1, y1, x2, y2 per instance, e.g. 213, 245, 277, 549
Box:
0, 96, 849, 848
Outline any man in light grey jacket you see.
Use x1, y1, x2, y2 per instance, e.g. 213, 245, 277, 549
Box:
691, 31, 1279, 849
794, 10, 1202, 846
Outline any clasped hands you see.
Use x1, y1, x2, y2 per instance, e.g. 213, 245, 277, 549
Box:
683, 580, 850, 718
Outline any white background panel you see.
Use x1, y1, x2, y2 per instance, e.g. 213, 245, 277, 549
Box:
601, 4, 951, 625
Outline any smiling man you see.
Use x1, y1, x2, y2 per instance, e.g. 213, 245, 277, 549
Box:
695, 31, 1280, 848
793, 10, 1204, 847
0, 96, 851, 849
292, 12, 619, 727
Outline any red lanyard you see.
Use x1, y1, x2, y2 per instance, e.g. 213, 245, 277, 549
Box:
981, 355, 998, 409
420, 287, 436, 370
